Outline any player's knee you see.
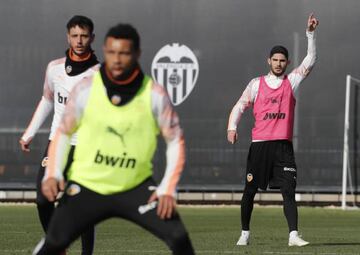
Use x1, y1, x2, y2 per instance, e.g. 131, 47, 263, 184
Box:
243, 185, 257, 198
167, 229, 188, 245
166, 229, 193, 254
281, 184, 295, 200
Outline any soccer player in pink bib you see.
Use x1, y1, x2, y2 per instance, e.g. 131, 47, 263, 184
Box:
227, 14, 319, 247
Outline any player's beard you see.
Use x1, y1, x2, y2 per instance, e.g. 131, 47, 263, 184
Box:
270, 65, 286, 77
71, 46, 91, 58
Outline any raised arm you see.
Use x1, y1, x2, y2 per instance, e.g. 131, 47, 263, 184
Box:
289, 13, 319, 92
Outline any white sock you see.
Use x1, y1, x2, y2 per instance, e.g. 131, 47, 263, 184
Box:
289, 230, 298, 238
241, 230, 250, 237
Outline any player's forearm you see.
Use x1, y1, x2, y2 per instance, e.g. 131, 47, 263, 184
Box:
151, 83, 186, 196
289, 31, 317, 92
21, 97, 53, 141
227, 85, 253, 131
43, 130, 71, 181
227, 104, 243, 131
157, 134, 185, 197
227, 96, 251, 131
300, 31, 317, 72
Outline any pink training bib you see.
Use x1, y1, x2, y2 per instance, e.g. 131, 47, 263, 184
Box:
252, 75, 296, 141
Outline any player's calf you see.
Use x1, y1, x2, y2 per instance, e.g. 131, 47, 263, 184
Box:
169, 233, 195, 255
165, 227, 195, 255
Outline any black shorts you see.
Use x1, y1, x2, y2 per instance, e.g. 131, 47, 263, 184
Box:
245, 140, 297, 190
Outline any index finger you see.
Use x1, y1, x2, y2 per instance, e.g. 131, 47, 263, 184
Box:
166, 198, 175, 219
160, 197, 169, 219
42, 185, 54, 202
157, 196, 164, 218
50, 184, 58, 201
308, 13, 314, 20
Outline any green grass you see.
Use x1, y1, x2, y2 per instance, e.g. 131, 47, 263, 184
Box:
1, 205, 360, 254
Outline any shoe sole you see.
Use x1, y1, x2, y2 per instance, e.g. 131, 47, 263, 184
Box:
236, 242, 249, 246
288, 242, 309, 247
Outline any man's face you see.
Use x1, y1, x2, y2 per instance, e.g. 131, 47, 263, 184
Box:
268, 53, 289, 77
67, 25, 94, 56
103, 37, 140, 79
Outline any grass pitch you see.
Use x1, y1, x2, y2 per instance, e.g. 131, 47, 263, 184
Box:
0, 205, 360, 254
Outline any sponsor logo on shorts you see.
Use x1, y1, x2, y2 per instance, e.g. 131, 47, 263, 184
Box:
66, 184, 81, 196
284, 167, 296, 172
247, 173, 253, 182
138, 201, 157, 215
41, 157, 49, 167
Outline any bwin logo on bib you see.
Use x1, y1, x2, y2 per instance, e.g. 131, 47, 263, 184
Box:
151, 43, 199, 106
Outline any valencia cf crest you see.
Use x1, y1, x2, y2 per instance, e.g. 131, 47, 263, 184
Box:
247, 173, 253, 182
111, 95, 122, 105
41, 157, 49, 167
66, 65, 72, 74
66, 184, 81, 196
151, 43, 199, 106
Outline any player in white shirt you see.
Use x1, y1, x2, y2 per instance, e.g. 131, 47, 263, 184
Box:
19, 15, 99, 255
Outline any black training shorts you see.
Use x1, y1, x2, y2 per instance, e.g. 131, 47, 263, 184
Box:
245, 140, 297, 190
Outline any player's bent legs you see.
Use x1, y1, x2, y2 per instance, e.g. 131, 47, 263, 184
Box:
241, 184, 258, 231
280, 179, 298, 232
33, 183, 108, 255
114, 178, 195, 255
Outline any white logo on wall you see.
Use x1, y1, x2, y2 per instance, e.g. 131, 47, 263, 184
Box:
151, 43, 199, 106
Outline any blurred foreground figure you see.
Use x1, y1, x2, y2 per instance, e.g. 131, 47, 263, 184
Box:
33, 23, 195, 255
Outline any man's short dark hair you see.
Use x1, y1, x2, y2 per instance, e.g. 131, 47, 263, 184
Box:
105, 24, 140, 51
270, 45, 289, 59
67, 15, 94, 34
